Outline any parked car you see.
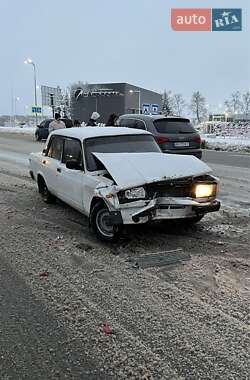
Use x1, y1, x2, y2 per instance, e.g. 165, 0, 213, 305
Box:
35, 118, 73, 141
118, 114, 202, 159
29, 127, 220, 241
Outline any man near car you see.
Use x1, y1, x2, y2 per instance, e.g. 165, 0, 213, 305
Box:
87, 112, 100, 126
49, 113, 66, 133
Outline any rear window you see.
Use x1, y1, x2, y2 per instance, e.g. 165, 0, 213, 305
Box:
153, 118, 196, 134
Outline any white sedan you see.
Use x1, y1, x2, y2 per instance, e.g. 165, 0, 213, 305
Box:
29, 127, 220, 241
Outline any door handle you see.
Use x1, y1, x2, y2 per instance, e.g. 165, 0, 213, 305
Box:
57, 168, 61, 173
42, 160, 46, 165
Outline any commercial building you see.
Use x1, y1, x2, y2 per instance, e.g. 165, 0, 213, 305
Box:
70, 82, 162, 123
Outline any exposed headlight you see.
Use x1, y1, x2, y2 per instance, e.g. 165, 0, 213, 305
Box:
194, 183, 217, 198
125, 187, 146, 199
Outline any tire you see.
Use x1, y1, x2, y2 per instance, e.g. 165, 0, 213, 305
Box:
35, 133, 41, 141
38, 178, 56, 204
90, 202, 121, 242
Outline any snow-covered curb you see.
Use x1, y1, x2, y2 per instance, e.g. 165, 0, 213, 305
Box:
201, 135, 250, 153
0, 126, 36, 135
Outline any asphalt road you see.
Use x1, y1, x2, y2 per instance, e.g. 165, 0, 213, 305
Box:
203, 149, 250, 169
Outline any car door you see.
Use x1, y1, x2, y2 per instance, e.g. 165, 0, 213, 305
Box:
56, 137, 85, 212
43, 135, 64, 194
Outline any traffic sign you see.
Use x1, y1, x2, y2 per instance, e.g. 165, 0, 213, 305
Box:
32, 106, 42, 114
142, 104, 150, 115
151, 104, 159, 115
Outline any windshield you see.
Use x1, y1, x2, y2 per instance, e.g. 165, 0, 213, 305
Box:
85, 134, 161, 171
154, 118, 196, 134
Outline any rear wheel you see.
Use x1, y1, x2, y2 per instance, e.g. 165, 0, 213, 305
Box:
90, 202, 121, 242
38, 177, 56, 204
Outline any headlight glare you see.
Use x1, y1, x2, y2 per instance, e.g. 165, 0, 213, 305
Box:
125, 187, 146, 199
195, 184, 216, 198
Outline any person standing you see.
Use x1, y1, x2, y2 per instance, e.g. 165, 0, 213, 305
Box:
106, 113, 118, 126
87, 112, 100, 126
73, 119, 81, 127
49, 113, 66, 133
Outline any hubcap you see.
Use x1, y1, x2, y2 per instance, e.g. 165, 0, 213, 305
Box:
96, 209, 114, 238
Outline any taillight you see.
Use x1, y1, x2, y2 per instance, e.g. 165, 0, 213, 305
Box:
155, 136, 170, 144
193, 135, 201, 144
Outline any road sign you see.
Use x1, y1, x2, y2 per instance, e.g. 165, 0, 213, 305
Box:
142, 104, 150, 115
151, 104, 159, 115
32, 106, 42, 114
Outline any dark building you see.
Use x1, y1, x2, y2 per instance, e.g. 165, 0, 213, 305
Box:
70, 82, 162, 123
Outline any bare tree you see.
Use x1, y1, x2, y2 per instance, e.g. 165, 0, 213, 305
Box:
241, 91, 250, 116
190, 91, 207, 123
172, 94, 186, 116
162, 90, 174, 115
224, 91, 242, 114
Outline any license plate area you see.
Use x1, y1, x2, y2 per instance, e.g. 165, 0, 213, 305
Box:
174, 142, 189, 147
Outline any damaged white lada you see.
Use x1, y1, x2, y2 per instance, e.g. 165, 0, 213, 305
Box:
29, 127, 220, 241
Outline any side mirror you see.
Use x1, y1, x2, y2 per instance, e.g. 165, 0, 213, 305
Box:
42, 149, 47, 154
37, 124, 41, 128
66, 160, 83, 171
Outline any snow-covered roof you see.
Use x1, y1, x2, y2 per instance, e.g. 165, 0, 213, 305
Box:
51, 126, 151, 139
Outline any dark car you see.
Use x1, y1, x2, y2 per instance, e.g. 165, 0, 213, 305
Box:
35, 118, 74, 141
117, 114, 202, 159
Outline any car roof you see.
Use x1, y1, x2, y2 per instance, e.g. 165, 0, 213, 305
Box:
51, 127, 151, 139
120, 114, 190, 121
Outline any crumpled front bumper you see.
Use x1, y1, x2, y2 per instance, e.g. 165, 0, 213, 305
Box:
116, 197, 221, 225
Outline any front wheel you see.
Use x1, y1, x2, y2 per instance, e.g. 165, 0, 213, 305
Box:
90, 203, 121, 242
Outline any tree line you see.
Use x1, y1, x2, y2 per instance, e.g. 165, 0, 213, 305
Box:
162, 90, 250, 123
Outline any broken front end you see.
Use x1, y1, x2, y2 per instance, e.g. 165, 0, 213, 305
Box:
103, 174, 220, 225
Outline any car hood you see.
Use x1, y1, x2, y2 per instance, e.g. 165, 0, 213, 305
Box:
93, 152, 212, 189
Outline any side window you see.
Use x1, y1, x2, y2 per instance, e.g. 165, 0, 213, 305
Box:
62, 138, 82, 164
47, 136, 63, 160
120, 119, 136, 128
134, 120, 146, 130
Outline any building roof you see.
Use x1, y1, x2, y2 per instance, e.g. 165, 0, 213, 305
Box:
52, 126, 150, 139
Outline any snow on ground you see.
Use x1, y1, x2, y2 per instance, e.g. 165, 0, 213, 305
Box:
0, 126, 36, 135
202, 135, 250, 152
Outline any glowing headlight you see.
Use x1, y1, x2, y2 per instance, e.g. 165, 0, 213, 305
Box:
125, 187, 146, 199
195, 184, 216, 198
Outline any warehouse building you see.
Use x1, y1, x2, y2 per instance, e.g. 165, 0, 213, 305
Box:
70, 82, 162, 123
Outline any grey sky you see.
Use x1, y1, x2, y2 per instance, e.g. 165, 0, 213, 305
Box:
0, 0, 249, 115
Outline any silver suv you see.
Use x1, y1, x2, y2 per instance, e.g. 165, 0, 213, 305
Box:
118, 114, 202, 159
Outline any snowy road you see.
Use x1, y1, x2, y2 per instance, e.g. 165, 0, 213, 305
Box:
0, 133, 249, 212
0, 133, 249, 379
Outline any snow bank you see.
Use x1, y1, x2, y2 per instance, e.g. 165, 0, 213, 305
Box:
202, 134, 250, 153
0, 126, 36, 135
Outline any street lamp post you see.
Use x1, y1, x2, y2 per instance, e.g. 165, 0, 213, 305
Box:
14, 97, 20, 127
25, 58, 38, 126
129, 89, 141, 114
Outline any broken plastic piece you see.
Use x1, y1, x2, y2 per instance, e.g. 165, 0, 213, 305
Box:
39, 271, 49, 277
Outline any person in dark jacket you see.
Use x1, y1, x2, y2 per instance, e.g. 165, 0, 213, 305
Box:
106, 113, 118, 126
73, 119, 81, 127
87, 112, 100, 126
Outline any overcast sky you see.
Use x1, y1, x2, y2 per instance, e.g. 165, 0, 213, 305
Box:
0, 0, 249, 115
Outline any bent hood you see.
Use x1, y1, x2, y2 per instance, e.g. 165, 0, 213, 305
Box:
93, 152, 212, 189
